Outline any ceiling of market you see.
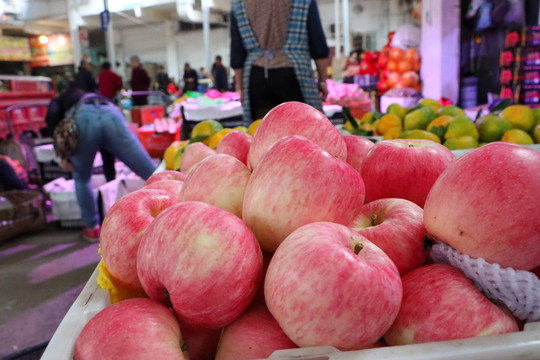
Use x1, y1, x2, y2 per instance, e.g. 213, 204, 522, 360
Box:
1, 0, 345, 36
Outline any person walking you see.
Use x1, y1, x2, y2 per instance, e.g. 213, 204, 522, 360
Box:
74, 56, 97, 93
156, 65, 170, 94
98, 61, 124, 182
45, 87, 156, 242
211, 55, 229, 92
99, 61, 123, 101
182, 63, 199, 94
230, 0, 329, 121
53, 71, 68, 96
130, 55, 151, 106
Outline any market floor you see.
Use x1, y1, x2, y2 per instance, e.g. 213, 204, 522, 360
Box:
0, 224, 100, 360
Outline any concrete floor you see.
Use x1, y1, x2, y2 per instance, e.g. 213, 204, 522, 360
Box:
0, 224, 100, 360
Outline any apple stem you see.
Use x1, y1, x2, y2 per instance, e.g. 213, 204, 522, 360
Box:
181, 343, 189, 352
371, 214, 378, 226
354, 243, 364, 255
408, 144, 415, 147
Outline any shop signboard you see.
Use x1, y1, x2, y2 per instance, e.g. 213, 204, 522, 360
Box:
47, 33, 74, 66
100, 10, 110, 31
29, 35, 50, 67
29, 32, 78, 67
0, 36, 31, 61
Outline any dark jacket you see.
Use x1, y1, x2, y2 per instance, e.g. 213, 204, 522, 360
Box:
157, 72, 169, 93
183, 69, 199, 92
212, 65, 229, 92
74, 67, 97, 93
130, 66, 151, 105
45, 90, 84, 134
130, 66, 151, 91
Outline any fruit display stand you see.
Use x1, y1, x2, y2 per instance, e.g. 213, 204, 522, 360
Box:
41, 147, 540, 359
42, 266, 540, 359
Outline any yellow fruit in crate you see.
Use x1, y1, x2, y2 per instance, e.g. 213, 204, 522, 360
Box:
173, 142, 190, 170
532, 125, 540, 143
208, 128, 235, 149
369, 121, 379, 133
383, 127, 403, 140
377, 114, 402, 135
164, 140, 188, 170
533, 108, 540, 126
344, 120, 357, 132
426, 115, 452, 132
404, 107, 436, 130
386, 104, 407, 119
233, 126, 248, 132
443, 136, 478, 150
501, 129, 534, 145
360, 112, 375, 124
96, 261, 147, 304
191, 120, 223, 145
399, 129, 441, 143
476, 115, 512, 143
501, 105, 534, 131
445, 115, 479, 141
419, 98, 442, 113
437, 105, 465, 117
247, 119, 262, 136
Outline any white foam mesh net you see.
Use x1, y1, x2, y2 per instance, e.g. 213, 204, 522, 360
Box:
431, 243, 540, 322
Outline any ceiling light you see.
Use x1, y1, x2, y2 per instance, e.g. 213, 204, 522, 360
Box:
38, 35, 48, 44
134, 5, 142, 18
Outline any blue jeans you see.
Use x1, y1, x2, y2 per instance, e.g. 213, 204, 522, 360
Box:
70, 103, 156, 228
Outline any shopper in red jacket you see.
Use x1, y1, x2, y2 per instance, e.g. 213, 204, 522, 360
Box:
98, 61, 123, 101
130, 55, 151, 106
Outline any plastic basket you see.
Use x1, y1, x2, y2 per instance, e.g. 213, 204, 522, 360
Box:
41, 266, 540, 360
137, 125, 178, 158
0, 190, 46, 243
140, 105, 165, 125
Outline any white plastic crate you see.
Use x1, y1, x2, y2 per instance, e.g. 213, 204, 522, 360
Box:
41, 157, 540, 359
41, 267, 540, 360
98, 176, 145, 215
43, 175, 107, 221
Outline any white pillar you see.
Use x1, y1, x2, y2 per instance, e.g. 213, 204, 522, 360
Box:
103, 0, 116, 66
334, 0, 341, 57
342, 0, 349, 56
420, 0, 460, 103
165, 21, 180, 82
67, 0, 82, 67
202, 0, 211, 73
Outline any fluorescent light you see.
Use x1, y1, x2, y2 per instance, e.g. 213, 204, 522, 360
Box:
202, 0, 214, 8
134, 5, 141, 17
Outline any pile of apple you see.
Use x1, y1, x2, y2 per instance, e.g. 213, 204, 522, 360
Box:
74, 102, 540, 360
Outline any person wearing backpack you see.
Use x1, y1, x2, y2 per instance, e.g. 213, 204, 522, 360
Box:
45, 86, 156, 242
